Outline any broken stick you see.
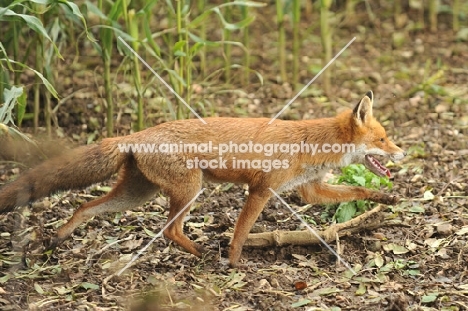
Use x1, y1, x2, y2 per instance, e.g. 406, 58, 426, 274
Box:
242, 204, 386, 248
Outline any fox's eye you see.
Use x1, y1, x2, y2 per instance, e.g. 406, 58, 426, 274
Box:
380, 138, 385, 143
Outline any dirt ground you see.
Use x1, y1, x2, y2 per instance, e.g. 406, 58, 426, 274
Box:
0, 3, 467, 311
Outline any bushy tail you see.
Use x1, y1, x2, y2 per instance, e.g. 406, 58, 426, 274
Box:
0, 138, 127, 213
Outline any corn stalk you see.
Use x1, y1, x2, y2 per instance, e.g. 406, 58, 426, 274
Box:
291, 0, 300, 86
428, 0, 438, 32
241, 3, 250, 85
276, 0, 286, 82
223, 4, 233, 83
453, 0, 460, 31
320, 0, 332, 94
123, 4, 145, 131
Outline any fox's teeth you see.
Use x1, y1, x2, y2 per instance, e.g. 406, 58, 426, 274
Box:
365, 155, 391, 178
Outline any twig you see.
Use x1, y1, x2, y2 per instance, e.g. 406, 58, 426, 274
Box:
240, 204, 387, 248
85, 234, 134, 264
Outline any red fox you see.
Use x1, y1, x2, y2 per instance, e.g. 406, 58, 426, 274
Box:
0, 91, 404, 267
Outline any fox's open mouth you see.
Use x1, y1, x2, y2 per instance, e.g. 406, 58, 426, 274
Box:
365, 155, 391, 178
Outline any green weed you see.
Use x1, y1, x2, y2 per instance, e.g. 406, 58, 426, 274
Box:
322, 164, 393, 223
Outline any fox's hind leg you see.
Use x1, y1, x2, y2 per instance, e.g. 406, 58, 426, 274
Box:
161, 171, 205, 257
48, 157, 159, 249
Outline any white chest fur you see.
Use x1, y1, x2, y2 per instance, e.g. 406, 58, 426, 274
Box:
278, 165, 328, 193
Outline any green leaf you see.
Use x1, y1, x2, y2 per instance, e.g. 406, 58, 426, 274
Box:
34, 283, 45, 294
217, 1, 266, 9
421, 294, 438, 303
212, 7, 255, 31
163, 0, 175, 14
81, 282, 99, 290
190, 42, 206, 57
371, 176, 381, 188
407, 269, 420, 276
379, 263, 393, 273
27, 0, 50, 4
1, 59, 59, 98
423, 190, 435, 201
224, 271, 247, 289
138, 0, 159, 14
16, 87, 27, 126
173, 40, 187, 57
374, 253, 384, 268
221, 183, 234, 191
314, 287, 342, 296
352, 175, 366, 187
85, 1, 108, 20
54, 286, 72, 295
187, 31, 217, 47
143, 227, 157, 237
188, 10, 212, 29
291, 299, 312, 308
190, 1, 264, 30
0, 86, 23, 124
334, 203, 356, 223
0, 9, 63, 59
7, 126, 39, 145
409, 205, 425, 213
355, 282, 366, 295
383, 243, 409, 255
143, 17, 160, 56
456, 28, 468, 41
108, 0, 124, 21
57, 0, 95, 42
0, 42, 13, 71
354, 276, 377, 283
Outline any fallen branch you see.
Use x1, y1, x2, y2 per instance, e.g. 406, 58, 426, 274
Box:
243, 204, 387, 248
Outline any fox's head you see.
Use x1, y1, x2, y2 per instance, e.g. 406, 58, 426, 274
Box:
345, 91, 405, 178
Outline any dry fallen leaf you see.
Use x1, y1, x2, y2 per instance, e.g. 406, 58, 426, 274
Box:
294, 281, 307, 291
373, 232, 387, 240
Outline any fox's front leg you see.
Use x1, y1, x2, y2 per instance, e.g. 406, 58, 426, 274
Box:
298, 182, 399, 205
229, 189, 272, 268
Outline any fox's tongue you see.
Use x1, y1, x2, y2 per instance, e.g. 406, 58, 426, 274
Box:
365, 155, 391, 178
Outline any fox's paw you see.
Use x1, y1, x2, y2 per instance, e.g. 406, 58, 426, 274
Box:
371, 192, 400, 205
380, 194, 400, 205
200, 249, 219, 263
44, 236, 64, 253
194, 244, 208, 257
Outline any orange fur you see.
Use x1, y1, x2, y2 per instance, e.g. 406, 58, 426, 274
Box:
0, 91, 405, 267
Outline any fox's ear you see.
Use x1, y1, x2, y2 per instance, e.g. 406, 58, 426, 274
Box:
353, 91, 374, 125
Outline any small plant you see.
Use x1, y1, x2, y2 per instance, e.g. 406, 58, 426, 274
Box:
405, 142, 426, 158
404, 61, 446, 98
322, 164, 393, 223
0, 86, 39, 155
1, 0, 90, 133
